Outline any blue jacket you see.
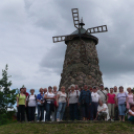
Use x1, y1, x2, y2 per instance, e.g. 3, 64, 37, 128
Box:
37, 93, 44, 105
79, 90, 92, 104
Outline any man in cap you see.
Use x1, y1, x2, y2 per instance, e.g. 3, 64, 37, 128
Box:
97, 84, 107, 103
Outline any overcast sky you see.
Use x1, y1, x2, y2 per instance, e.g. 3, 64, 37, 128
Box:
0, 0, 134, 90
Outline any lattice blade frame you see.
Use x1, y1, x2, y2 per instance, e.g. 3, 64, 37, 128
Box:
53, 35, 73, 43
86, 25, 108, 34
72, 8, 80, 28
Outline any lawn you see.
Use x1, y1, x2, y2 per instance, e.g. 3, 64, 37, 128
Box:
0, 122, 134, 134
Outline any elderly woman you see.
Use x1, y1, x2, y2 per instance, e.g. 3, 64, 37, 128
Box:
107, 88, 116, 121
95, 100, 108, 121
116, 86, 128, 122
37, 88, 45, 122
17, 88, 26, 122
56, 86, 67, 122
68, 84, 79, 120
127, 87, 134, 109
27, 89, 37, 122
79, 85, 92, 120
44, 86, 55, 121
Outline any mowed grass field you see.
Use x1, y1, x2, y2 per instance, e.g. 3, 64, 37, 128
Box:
0, 122, 134, 134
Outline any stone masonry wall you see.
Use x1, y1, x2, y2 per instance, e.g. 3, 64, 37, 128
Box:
59, 38, 103, 90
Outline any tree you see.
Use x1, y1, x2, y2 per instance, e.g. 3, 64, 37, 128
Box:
0, 64, 17, 113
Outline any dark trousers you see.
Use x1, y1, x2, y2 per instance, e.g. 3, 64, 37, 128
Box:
82, 103, 90, 119
69, 103, 78, 120
91, 102, 98, 120
28, 107, 35, 121
25, 107, 29, 121
17, 105, 25, 122
114, 106, 119, 120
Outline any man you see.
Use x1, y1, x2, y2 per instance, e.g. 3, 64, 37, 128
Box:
97, 84, 107, 103
23, 87, 29, 121
113, 86, 118, 96
113, 86, 119, 120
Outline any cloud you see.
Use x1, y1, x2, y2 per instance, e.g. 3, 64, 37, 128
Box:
0, 0, 134, 91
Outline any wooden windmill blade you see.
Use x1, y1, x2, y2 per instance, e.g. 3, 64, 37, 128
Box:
86, 25, 108, 34
53, 35, 73, 43
72, 8, 80, 28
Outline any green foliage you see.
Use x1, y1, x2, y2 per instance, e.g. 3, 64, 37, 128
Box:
0, 64, 17, 125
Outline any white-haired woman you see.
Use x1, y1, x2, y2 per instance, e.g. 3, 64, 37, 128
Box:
56, 86, 67, 122
27, 89, 37, 122
68, 84, 79, 120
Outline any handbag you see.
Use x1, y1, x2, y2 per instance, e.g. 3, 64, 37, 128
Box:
54, 100, 58, 108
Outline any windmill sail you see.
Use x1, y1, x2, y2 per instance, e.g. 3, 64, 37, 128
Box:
72, 8, 80, 28
53, 35, 73, 43
86, 25, 108, 34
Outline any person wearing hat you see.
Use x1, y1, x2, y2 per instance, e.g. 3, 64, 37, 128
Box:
27, 89, 37, 122
97, 84, 107, 103
91, 86, 100, 120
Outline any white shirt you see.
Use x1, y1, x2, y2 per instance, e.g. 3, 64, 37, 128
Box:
27, 95, 37, 107
58, 91, 67, 103
68, 90, 79, 104
97, 103, 108, 113
91, 92, 100, 102
45, 92, 55, 104
128, 109, 134, 118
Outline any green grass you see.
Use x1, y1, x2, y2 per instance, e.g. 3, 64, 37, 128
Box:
0, 122, 134, 134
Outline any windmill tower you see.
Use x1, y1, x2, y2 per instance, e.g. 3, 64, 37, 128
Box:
53, 8, 108, 89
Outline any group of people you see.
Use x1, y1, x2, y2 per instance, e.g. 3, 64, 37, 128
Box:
16, 84, 134, 123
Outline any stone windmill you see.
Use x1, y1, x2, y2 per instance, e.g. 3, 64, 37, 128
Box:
52, 8, 108, 89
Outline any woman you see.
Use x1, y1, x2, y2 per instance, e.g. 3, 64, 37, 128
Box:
68, 84, 79, 120
56, 86, 67, 122
107, 88, 116, 121
44, 86, 55, 121
95, 100, 108, 121
79, 85, 92, 120
52, 86, 58, 121
37, 88, 45, 122
127, 87, 134, 109
128, 104, 134, 123
27, 89, 37, 122
116, 86, 128, 122
91, 86, 100, 120
17, 88, 26, 122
